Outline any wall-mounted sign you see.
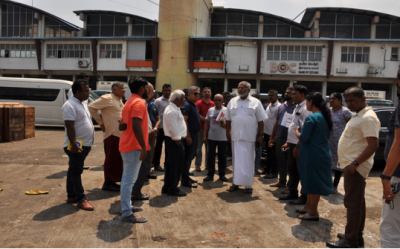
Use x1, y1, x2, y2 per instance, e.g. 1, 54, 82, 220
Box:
266, 61, 324, 75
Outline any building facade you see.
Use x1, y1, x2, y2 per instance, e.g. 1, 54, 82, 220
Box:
0, 0, 399, 102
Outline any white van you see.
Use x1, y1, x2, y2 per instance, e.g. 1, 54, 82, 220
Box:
0, 77, 100, 125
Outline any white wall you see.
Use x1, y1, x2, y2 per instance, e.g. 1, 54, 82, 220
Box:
225, 41, 258, 74
97, 40, 127, 71
0, 42, 37, 70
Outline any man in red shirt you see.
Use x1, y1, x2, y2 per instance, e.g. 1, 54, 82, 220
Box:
119, 76, 149, 223
195, 87, 215, 172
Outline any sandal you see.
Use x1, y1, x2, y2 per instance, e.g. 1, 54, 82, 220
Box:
122, 215, 147, 223
298, 213, 319, 221
244, 188, 253, 194
227, 185, 239, 192
25, 189, 49, 195
295, 207, 307, 214
132, 206, 143, 212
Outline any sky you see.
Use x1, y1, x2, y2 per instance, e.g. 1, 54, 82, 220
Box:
10, 0, 400, 27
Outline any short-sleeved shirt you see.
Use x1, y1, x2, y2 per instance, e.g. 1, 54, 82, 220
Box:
119, 94, 150, 153
276, 101, 297, 139
62, 97, 94, 148
146, 99, 159, 128
196, 98, 215, 130
206, 106, 228, 141
287, 100, 312, 144
153, 96, 170, 129
264, 100, 281, 135
225, 95, 267, 142
338, 106, 380, 178
386, 98, 400, 177
181, 100, 201, 133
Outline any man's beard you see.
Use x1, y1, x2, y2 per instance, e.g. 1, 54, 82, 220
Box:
238, 92, 247, 98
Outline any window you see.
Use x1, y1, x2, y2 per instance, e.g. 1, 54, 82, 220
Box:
194, 41, 224, 62
341, 47, 369, 63
391, 47, 398, 61
99, 44, 123, 58
1, 4, 39, 37
211, 13, 259, 37
263, 18, 305, 38
86, 14, 130, 37
46, 44, 90, 58
44, 17, 73, 37
0, 87, 60, 102
266, 45, 322, 61
318, 13, 371, 39
0, 44, 36, 58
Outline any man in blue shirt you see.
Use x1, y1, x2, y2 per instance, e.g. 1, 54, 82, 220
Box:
180, 86, 201, 189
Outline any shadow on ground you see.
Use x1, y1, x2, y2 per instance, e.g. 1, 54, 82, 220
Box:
96, 218, 138, 243
322, 193, 344, 205
149, 195, 178, 208
90, 166, 104, 172
86, 188, 120, 201
216, 190, 260, 203
33, 203, 78, 221
291, 218, 333, 242
46, 170, 68, 179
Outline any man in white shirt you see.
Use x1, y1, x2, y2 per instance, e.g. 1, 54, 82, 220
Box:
62, 79, 95, 211
263, 89, 281, 178
162, 90, 188, 196
279, 85, 312, 205
225, 82, 267, 194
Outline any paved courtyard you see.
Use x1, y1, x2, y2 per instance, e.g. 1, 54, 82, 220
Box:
0, 127, 384, 247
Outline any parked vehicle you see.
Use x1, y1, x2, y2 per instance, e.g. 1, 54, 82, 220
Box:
373, 106, 396, 165
92, 90, 111, 97
0, 77, 99, 125
366, 99, 393, 107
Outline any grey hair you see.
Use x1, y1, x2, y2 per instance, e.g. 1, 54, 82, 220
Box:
268, 89, 278, 96
111, 81, 125, 90
188, 86, 200, 94
170, 90, 186, 102
238, 81, 251, 89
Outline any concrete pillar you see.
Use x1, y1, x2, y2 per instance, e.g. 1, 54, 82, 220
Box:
127, 16, 132, 36
322, 81, 327, 97
156, 0, 212, 92
258, 15, 263, 38
289, 80, 297, 87
392, 82, 397, 105
224, 77, 228, 92
371, 16, 379, 39
22, 74, 25, 78
47, 74, 51, 79
357, 82, 362, 87
256, 79, 260, 91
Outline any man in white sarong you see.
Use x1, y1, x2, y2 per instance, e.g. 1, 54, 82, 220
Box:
225, 81, 267, 194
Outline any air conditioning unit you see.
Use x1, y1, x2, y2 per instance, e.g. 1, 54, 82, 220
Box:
78, 60, 89, 68
210, 56, 220, 61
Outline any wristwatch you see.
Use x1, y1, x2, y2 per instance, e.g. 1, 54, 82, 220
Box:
380, 173, 392, 181
352, 160, 359, 166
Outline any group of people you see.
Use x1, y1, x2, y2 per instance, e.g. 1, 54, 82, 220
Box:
61, 73, 400, 247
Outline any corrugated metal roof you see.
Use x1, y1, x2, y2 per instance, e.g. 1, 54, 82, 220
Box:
73, 10, 158, 25
193, 36, 400, 42
213, 8, 310, 30
0, 36, 155, 40
0, 0, 81, 30
301, 7, 400, 26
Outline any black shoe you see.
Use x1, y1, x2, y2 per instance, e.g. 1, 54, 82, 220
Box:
264, 173, 278, 179
168, 191, 187, 197
203, 175, 214, 182
189, 172, 194, 176
337, 234, 364, 247
147, 174, 157, 179
289, 197, 307, 205
83, 166, 90, 170
189, 177, 198, 183
259, 169, 268, 175
181, 182, 197, 188
219, 176, 229, 182
326, 239, 358, 248
161, 189, 168, 194
131, 193, 150, 201
279, 193, 298, 200
154, 165, 165, 172
111, 182, 121, 189
102, 182, 120, 191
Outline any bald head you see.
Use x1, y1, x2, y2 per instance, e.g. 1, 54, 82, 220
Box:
213, 93, 224, 108
145, 83, 154, 101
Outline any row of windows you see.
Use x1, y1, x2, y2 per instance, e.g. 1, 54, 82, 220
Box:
0, 87, 60, 102
1, 4, 39, 37
0, 44, 36, 58
340, 47, 370, 63
266, 45, 323, 61
100, 44, 123, 58
46, 44, 90, 58
45, 17, 74, 37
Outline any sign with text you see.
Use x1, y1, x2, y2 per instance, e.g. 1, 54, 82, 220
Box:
265, 61, 324, 75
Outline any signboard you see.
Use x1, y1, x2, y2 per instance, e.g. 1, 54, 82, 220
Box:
264, 61, 324, 75
365, 90, 386, 100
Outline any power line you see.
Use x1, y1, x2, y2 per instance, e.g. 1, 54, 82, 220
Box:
108, 0, 159, 16
146, 0, 198, 21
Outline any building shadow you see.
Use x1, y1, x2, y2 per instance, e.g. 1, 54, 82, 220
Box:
216, 190, 260, 203
96, 218, 138, 244
86, 188, 120, 201
291, 218, 333, 242
33, 203, 78, 221
322, 193, 344, 205
149, 195, 178, 208
46, 170, 68, 179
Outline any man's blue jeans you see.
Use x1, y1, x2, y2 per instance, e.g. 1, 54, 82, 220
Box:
121, 150, 142, 218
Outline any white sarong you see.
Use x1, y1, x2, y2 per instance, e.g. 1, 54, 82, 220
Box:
380, 176, 400, 248
232, 140, 255, 187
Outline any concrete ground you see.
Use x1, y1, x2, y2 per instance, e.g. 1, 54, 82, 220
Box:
0, 127, 385, 248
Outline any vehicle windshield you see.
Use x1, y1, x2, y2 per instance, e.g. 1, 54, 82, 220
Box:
90, 91, 100, 101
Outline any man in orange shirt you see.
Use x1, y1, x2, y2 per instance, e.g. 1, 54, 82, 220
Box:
119, 76, 149, 223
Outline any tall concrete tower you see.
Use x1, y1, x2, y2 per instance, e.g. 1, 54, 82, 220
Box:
156, 0, 212, 91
